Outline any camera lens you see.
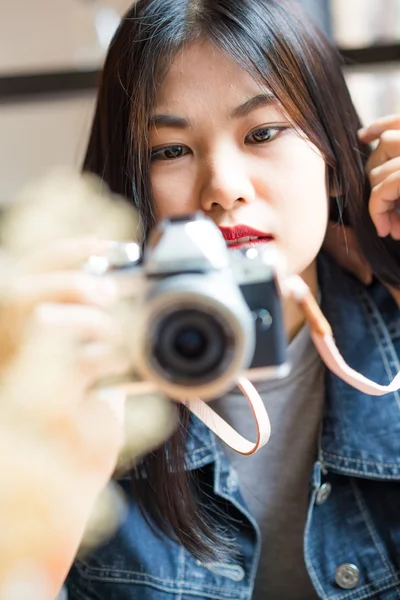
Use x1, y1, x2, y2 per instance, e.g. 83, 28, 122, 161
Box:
152, 309, 231, 383
174, 327, 207, 359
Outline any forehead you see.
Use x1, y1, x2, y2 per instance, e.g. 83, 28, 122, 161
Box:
154, 40, 269, 112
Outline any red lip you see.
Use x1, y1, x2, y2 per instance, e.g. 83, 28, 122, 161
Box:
218, 225, 274, 241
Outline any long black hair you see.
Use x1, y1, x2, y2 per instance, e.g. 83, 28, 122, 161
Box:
84, 0, 400, 560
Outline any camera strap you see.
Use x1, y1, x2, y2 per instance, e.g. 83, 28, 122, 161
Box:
186, 274, 400, 455
186, 377, 271, 455
111, 273, 400, 456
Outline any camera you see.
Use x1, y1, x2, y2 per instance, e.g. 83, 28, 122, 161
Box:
87, 213, 289, 400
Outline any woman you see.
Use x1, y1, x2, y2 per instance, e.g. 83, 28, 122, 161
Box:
66, 1, 400, 598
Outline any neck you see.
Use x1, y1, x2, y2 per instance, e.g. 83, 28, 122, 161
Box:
283, 260, 318, 342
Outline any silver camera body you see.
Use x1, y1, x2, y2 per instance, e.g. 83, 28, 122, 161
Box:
88, 213, 289, 400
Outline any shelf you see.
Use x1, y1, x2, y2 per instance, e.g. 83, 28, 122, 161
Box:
0, 44, 399, 103
0, 69, 100, 103
341, 43, 400, 65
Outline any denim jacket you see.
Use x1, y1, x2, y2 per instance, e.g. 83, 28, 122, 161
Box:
66, 255, 400, 600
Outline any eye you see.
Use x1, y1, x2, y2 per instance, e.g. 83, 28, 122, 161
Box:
150, 145, 190, 161
245, 126, 285, 144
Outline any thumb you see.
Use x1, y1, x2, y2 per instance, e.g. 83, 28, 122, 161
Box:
116, 393, 178, 474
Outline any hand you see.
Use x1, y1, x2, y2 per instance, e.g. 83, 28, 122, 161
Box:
323, 115, 400, 286
0, 173, 176, 599
359, 114, 400, 239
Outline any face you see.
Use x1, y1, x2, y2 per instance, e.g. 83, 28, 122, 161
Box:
149, 41, 329, 279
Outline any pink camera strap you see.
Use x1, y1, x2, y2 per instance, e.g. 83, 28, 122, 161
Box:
114, 274, 400, 456
186, 275, 400, 455
186, 376, 271, 455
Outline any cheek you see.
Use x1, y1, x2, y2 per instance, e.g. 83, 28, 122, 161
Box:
275, 153, 329, 273
151, 166, 198, 222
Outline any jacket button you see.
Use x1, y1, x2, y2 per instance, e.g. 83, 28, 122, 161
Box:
335, 564, 360, 589
316, 482, 332, 505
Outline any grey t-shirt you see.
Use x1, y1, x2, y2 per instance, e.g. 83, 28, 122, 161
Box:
212, 324, 324, 599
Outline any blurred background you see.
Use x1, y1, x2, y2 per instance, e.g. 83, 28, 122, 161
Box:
0, 0, 399, 201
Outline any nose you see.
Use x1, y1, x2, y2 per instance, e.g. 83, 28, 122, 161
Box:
200, 154, 255, 213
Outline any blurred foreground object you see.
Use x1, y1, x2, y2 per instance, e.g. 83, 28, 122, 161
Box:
0, 170, 176, 599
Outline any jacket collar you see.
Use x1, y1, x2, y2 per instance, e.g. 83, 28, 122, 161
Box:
318, 253, 400, 479
185, 415, 218, 470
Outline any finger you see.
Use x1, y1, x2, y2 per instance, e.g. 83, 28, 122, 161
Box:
369, 156, 400, 188
0, 328, 83, 416
34, 303, 122, 344
78, 482, 128, 555
369, 201, 398, 238
69, 392, 140, 483
1, 338, 130, 439
13, 272, 118, 309
358, 115, 400, 144
1, 169, 139, 257
115, 393, 178, 474
370, 172, 400, 236
0, 271, 116, 371
77, 343, 131, 390
366, 130, 400, 173
19, 238, 112, 274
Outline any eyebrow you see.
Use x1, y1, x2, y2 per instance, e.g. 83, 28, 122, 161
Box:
149, 93, 276, 129
231, 93, 276, 119
149, 114, 191, 129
